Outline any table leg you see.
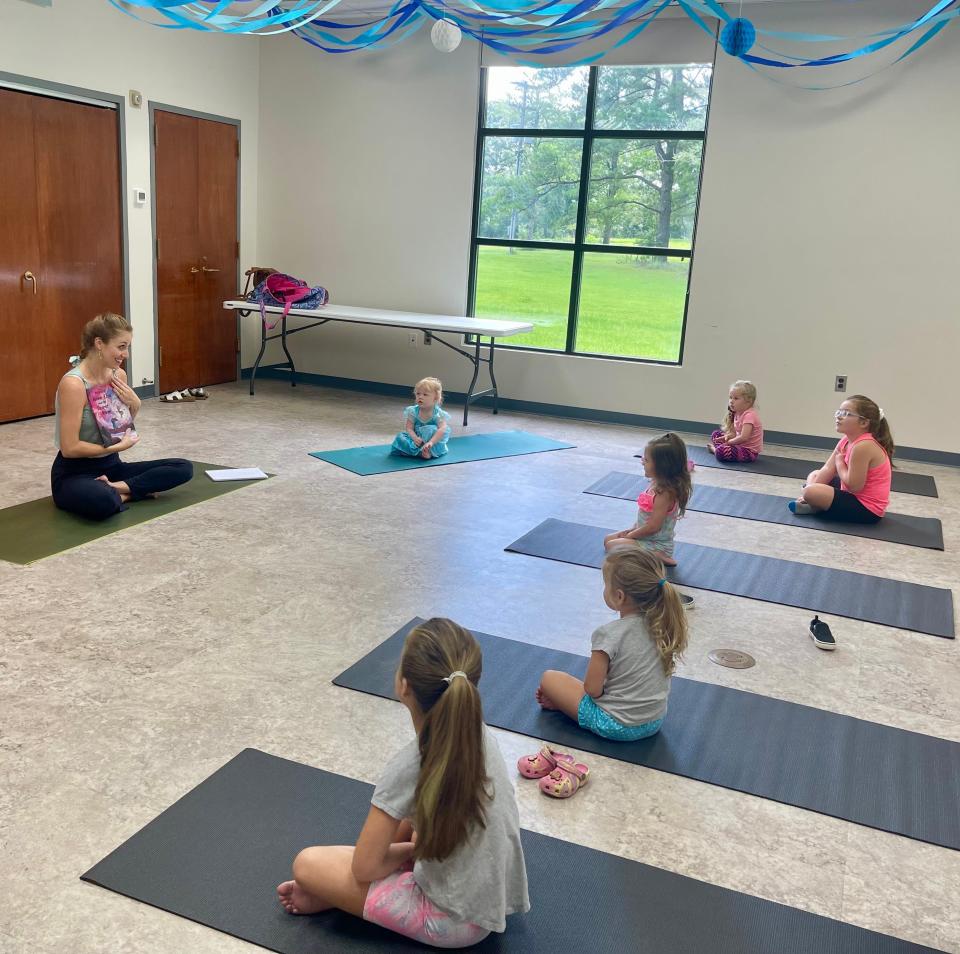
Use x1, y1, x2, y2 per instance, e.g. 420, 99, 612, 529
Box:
281, 315, 296, 387
488, 337, 499, 415
463, 335, 482, 426
250, 311, 266, 396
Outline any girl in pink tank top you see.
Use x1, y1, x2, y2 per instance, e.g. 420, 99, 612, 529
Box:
789, 396, 894, 524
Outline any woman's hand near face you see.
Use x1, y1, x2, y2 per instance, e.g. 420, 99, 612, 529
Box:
112, 370, 141, 415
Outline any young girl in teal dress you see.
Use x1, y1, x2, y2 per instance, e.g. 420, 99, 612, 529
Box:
391, 377, 451, 459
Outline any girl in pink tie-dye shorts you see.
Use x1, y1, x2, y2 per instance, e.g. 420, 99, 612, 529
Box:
278, 619, 530, 947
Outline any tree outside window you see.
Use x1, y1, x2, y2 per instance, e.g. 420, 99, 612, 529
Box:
469, 64, 711, 362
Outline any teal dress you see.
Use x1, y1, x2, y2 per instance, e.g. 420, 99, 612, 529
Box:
391, 404, 451, 458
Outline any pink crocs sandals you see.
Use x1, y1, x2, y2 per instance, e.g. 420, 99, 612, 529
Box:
539, 757, 590, 799
517, 745, 565, 779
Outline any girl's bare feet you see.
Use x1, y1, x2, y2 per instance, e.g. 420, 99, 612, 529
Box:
535, 687, 559, 710
421, 446, 433, 459
96, 475, 132, 503
277, 880, 328, 915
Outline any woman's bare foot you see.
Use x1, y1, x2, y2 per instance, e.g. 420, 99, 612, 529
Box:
535, 687, 559, 710
96, 475, 132, 503
421, 446, 433, 459
277, 880, 328, 915
660, 555, 678, 566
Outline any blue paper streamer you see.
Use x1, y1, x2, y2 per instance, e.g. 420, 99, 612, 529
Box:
106, 0, 958, 76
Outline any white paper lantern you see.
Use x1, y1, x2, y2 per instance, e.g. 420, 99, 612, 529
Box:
431, 18, 462, 53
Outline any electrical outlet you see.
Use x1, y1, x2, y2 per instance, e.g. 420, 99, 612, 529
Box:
407, 332, 418, 348
424, 332, 432, 347
834, 375, 847, 392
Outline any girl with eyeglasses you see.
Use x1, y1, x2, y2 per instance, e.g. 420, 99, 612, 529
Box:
789, 396, 894, 524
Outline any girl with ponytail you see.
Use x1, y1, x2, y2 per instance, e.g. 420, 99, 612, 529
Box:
790, 395, 894, 524
279, 618, 529, 947
535, 548, 689, 744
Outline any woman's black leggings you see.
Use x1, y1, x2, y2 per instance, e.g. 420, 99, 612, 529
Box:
51, 452, 194, 521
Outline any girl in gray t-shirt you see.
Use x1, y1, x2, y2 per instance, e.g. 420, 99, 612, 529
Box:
535, 548, 689, 742
278, 618, 530, 947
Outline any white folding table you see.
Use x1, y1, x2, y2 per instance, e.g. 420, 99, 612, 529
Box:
224, 300, 533, 424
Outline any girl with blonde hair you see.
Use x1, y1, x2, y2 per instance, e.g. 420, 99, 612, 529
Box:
709, 380, 763, 462
391, 377, 451, 459
531, 548, 689, 760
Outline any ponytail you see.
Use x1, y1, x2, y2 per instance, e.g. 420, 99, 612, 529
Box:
847, 394, 895, 462
604, 549, 689, 675
399, 619, 490, 862
644, 582, 688, 675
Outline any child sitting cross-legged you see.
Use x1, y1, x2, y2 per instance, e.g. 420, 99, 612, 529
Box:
532, 548, 689, 748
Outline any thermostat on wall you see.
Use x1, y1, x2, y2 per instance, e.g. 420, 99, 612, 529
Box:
133, 188, 147, 207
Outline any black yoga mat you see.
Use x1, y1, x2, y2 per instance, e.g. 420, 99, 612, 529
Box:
335, 621, 960, 852
82, 748, 938, 953
663, 445, 939, 497
585, 472, 945, 550
505, 519, 955, 638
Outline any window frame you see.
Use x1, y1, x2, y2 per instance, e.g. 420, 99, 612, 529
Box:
467, 64, 713, 365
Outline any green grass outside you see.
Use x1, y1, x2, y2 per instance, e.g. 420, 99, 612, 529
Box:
473, 245, 689, 361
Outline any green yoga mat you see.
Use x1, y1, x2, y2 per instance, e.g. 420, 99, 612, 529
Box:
309, 430, 574, 475
0, 462, 270, 565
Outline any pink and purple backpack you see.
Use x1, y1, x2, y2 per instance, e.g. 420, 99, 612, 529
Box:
247, 273, 329, 329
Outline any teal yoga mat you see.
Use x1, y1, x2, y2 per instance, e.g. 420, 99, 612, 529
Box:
309, 430, 574, 475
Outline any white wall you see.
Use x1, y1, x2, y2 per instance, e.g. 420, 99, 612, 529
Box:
0, 0, 259, 387
254, 1, 960, 455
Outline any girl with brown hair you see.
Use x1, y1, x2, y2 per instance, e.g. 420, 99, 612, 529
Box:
604, 434, 695, 606
278, 619, 529, 947
791, 395, 894, 524
52, 314, 192, 520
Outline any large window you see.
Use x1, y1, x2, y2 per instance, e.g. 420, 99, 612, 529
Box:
468, 65, 711, 363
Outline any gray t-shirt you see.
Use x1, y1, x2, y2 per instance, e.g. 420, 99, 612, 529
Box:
371, 725, 530, 933
591, 615, 671, 725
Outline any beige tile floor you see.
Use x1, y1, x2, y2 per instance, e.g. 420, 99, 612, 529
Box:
1, 380, 958, 952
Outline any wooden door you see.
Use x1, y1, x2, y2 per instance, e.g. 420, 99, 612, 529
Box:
34, 95, 124, 405
155, 110, 238, 394
0, 90, 47, 422
0, 89, 122, 424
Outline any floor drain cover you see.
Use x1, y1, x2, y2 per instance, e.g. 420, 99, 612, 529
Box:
709, 649, 756, 669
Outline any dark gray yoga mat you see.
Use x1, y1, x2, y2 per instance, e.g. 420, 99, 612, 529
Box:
335, 621, 960, 852
82, 748, 938, 953
585, 472, 945, 550
660, 445, 939, 497
505, 519, 955, 638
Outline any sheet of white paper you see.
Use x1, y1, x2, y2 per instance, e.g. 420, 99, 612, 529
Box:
205, 468, 268, 482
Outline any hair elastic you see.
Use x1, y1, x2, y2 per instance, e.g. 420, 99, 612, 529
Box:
443, 670, 468, 684
878, 407, 885, 420
657, 578, 667, 588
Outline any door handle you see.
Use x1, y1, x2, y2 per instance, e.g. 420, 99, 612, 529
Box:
190, 266, 200, 274
201, 266, 221, 273
23, 270, 38, 294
